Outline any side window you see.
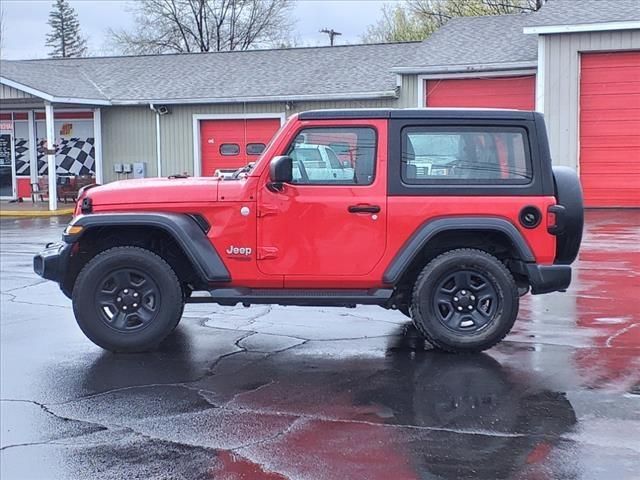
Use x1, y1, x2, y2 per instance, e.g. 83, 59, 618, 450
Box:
402, 127, 532, 184
287, 127, 376, 185
220, 143, 240, 156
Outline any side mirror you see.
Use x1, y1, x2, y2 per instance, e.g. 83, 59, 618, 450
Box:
268, 156, 293, 191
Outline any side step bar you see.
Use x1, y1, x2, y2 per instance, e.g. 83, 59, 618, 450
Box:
187, 288, 394, 307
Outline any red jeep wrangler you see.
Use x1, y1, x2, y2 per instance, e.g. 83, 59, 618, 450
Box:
34, 109, 583, 353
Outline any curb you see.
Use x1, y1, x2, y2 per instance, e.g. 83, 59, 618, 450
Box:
0, 208, 74, 218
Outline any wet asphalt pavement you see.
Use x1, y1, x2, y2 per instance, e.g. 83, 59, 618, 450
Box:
1, 211, 639, 480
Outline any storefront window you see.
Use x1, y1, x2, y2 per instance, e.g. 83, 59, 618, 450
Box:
36, 119, 96, 176
0, 131, 12, 197
13, 121, 30, 177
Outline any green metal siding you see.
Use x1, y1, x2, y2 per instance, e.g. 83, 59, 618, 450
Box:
0, 84, 36, 100
542, 30, 640, 169
290, 98, 398, 113
98, 83, 425, 180
160, 103, 285, 177
101, 106, 157, 182
398, 74, 419, 107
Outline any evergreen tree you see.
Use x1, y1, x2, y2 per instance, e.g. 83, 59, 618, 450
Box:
45, 0, 87, 58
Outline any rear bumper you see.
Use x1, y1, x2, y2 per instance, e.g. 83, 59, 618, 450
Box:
33, 242, 71, 284
525, 264, 571, 295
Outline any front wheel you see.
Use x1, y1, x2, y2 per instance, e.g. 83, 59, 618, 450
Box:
72, 246, 184, 352
409, 249, 519, 353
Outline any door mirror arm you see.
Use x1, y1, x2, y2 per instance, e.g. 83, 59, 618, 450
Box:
267, 156, 293, 192
266, 181, 285, 193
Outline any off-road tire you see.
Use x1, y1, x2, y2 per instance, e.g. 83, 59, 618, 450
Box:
72, 246, 184, 352
409, 248, 519, 353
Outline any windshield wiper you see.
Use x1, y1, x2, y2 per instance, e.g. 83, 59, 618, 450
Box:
231, 162, 256, 179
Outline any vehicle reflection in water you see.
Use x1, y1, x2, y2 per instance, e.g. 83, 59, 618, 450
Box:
81, 327, 202, 390
76, 324, 578, 480
374, 329, 578, 479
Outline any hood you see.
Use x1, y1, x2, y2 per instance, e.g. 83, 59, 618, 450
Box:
87, 177, 219, 206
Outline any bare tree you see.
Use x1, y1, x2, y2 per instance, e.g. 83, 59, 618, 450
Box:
362, 4, 434, 43
363, 0, 547, 44
407, 0, 547, 29
109, 0, 294, 55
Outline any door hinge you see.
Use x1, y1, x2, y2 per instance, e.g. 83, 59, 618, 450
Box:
258, 205, 280, 217
257, 246, 279, 260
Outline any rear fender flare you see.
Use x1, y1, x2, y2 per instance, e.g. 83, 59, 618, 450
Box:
383, 217, 535, 284
66, 212, 231, 283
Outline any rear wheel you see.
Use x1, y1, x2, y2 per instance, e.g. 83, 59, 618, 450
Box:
410, 249, 518, 353
72, 246, 184, 352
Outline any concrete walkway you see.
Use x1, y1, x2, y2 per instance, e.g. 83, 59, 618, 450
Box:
0, 201, 74, 217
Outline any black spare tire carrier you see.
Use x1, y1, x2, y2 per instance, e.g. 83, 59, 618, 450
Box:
550, 166, 584, 265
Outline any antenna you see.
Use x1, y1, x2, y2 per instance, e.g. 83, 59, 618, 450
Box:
320, 28, 342, 46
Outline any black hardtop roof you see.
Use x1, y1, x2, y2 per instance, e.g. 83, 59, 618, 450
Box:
298, 108, 536, 121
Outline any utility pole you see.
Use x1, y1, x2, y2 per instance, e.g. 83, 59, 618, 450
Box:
320, 28, 342, 46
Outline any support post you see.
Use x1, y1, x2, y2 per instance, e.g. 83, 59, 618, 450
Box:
27, 110, 37, 185
155, 111, 162, 177
45, 102, 57, 211
93, 108, 103, 184
535, 36, 545, 114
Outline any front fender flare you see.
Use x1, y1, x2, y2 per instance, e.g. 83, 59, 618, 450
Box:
383, 217, 535, 284
66, 212, 230, 283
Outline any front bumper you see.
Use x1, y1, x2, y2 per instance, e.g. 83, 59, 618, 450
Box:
33, 242, 72, 284
525, 264, 571, 295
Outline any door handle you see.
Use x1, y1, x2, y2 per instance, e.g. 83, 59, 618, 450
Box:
348, 204, 381, 214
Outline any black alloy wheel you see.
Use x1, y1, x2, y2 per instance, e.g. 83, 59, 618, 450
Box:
432, 269, 499, 333
95, 268, 161, 332
410, 248, 519, 353
72, 246, 184, 352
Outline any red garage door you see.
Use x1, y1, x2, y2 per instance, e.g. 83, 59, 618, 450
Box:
200, 117, 281, 176
425, 76, 536, 110
580, 51, 640, 208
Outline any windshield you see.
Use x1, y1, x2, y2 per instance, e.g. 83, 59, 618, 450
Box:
248, 122, 286, 171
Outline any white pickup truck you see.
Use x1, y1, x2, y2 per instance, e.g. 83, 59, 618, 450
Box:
290, 144, 355, 182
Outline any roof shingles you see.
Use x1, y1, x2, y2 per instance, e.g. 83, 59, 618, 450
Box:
526, 0, 640, 27
1, 42, 418, 104
0, 60, 107, 101
395, 14, 537, 72
2, 0, 637, 104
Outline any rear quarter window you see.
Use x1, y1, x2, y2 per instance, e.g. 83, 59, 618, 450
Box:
402, 126, 532, 185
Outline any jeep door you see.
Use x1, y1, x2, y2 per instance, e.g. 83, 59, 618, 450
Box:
257, 120, 388, 281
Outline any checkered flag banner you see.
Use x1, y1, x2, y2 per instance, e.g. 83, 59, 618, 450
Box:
37, 137, 96, 176
14, 138, 30, 176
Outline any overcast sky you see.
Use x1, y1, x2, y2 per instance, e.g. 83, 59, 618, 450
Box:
1, 0, 391, 60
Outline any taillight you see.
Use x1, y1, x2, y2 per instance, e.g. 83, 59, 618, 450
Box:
547, 205, 566, 235
547, 210, 557, 230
